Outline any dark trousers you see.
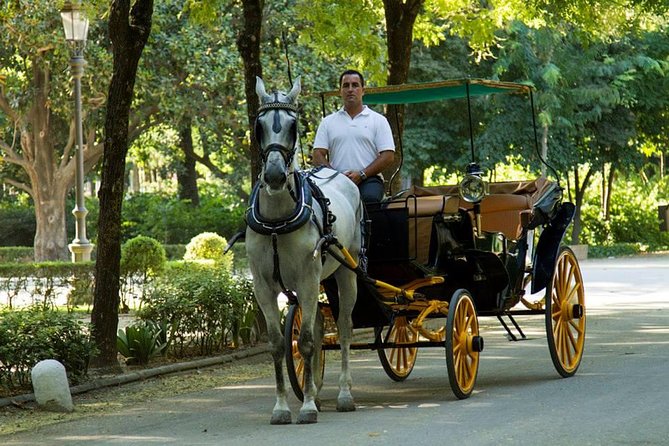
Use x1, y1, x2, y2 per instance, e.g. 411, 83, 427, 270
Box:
358, 176, 384, 204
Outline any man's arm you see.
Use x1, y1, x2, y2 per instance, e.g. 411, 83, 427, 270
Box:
347, 150, 395, 184
312, 148, 331, 167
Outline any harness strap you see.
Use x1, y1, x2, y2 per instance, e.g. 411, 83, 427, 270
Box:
271, 233, 298, 304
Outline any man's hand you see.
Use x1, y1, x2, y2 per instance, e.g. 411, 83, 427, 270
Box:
343, 170, 364, 184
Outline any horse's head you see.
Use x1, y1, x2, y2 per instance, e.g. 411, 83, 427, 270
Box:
255, 76, 301, 192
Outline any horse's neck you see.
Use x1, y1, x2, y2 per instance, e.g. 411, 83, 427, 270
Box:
258, 174, 300, 220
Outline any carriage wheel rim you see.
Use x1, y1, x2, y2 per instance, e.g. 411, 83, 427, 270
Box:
549, 250, 586, 373
451, 295, 479, 393
385, 317, 418, 377
290, 306, 325, 393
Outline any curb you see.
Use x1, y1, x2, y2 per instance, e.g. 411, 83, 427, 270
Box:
0, 344, 270, 409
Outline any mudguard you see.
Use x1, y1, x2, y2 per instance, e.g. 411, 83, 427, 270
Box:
531, 202, 575, 294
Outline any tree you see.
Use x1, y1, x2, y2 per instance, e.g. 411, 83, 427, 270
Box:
91, 0, 154, 369
0, 1, 108, 260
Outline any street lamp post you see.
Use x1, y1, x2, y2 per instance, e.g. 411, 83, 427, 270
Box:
61, 1, 93, 262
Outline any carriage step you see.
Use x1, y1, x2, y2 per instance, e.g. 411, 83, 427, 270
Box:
497, 314, 527, 341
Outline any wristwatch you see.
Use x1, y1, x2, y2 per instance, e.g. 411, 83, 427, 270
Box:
359, 170, 367, 180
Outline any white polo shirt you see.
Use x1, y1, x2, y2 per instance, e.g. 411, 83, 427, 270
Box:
313, 105, 395, 173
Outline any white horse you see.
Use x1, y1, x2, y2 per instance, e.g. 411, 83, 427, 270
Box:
246, 76, 362, 424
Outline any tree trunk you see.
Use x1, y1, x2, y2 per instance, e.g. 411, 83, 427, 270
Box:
381, 0, 424, 194
91, 0, 154, 371
541, 122, 549, 177
177, 121, 200, 206
235, 0, 263, 186
604, 164, 615, 221
570, 166, 594, 245
34, 196, 69, 261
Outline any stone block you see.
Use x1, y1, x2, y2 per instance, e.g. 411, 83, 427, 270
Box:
31, 359, 74, 412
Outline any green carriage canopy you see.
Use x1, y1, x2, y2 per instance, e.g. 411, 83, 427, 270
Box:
318, 78, 533, 105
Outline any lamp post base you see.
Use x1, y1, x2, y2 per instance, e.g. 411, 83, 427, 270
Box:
68, 242, 94, 262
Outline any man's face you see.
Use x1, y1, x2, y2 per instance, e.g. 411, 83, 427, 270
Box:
340, 74, 364, 109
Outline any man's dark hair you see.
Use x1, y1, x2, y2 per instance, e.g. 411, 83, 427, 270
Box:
339, 69, 365, 88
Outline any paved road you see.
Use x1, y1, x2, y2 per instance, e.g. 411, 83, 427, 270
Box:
5, 255, 669, 445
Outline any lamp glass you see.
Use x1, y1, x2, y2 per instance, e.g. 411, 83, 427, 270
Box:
60, 6, 89, 42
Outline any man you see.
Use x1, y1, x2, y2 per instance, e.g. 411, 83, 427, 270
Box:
313, 70, 395, 203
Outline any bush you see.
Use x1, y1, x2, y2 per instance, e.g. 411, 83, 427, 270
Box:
138, 262, 253, 357
121, 236, 167, 278
120, 236, 167, 310
0, 307, 96, 390
184, 232, 233, 270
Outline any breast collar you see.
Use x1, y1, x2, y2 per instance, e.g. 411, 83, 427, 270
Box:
246, 171, 315, 236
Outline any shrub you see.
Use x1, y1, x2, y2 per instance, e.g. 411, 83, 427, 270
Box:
117, 320, 167, 365
184, 232, 232, 263
120, 236, 167, 310
138, 262, 253, 357
121, 236, 167, 278
0, 307, 96, 390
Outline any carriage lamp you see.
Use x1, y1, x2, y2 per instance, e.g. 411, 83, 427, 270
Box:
459, 163, 487, 203
61, 1, 93, 262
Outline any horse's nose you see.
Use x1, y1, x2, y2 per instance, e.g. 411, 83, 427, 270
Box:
263, 152, 287, 189
264, 169, 287, 189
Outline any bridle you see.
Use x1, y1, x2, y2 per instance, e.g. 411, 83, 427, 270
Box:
254, 100, 299, 166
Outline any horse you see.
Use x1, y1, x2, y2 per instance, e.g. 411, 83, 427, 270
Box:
245, 76, 363, 424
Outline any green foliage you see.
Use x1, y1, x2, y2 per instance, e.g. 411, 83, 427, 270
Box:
0, 247, 34, 263
184, 232, 233, 271
121, 192, 245, 245
0, 307, 96, 390
120, 236, 167, 310
580, 175, 669, 250
0, 205, 35, 247
117, 321, 167, 365
121, 236, 167, 277
588, 243, 643, 258
164, 244, 187, 260
138, 262, 254, 357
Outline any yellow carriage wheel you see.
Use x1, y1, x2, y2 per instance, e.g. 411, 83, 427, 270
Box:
445, 289, 483, 399
545, 247, 586, 377
377, 316, 419, 381
284, 304, 326, 402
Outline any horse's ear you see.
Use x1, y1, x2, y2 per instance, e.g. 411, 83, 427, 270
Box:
256, 76, 270, 102
286, 76, 301, 104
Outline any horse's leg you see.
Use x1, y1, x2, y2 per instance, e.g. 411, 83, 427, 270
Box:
254, 284, 292, 424
295, 283, 321, 424
333, 268, 357, 412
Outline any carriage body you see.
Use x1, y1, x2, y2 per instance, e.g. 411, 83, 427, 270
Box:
285, 79, 586, 400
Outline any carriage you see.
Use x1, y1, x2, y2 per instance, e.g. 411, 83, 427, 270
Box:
283, 79, 586, 401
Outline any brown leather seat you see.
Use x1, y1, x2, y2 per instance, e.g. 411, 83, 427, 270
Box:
396, 178, 555, 241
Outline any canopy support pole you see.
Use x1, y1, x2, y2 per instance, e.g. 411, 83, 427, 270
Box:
465, 81, 475, 163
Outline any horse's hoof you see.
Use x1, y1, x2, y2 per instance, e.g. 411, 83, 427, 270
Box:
270, 410, 292, 425
296, 409, 318, 424
315, 397, 322, 412
336, 396, 356, 412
